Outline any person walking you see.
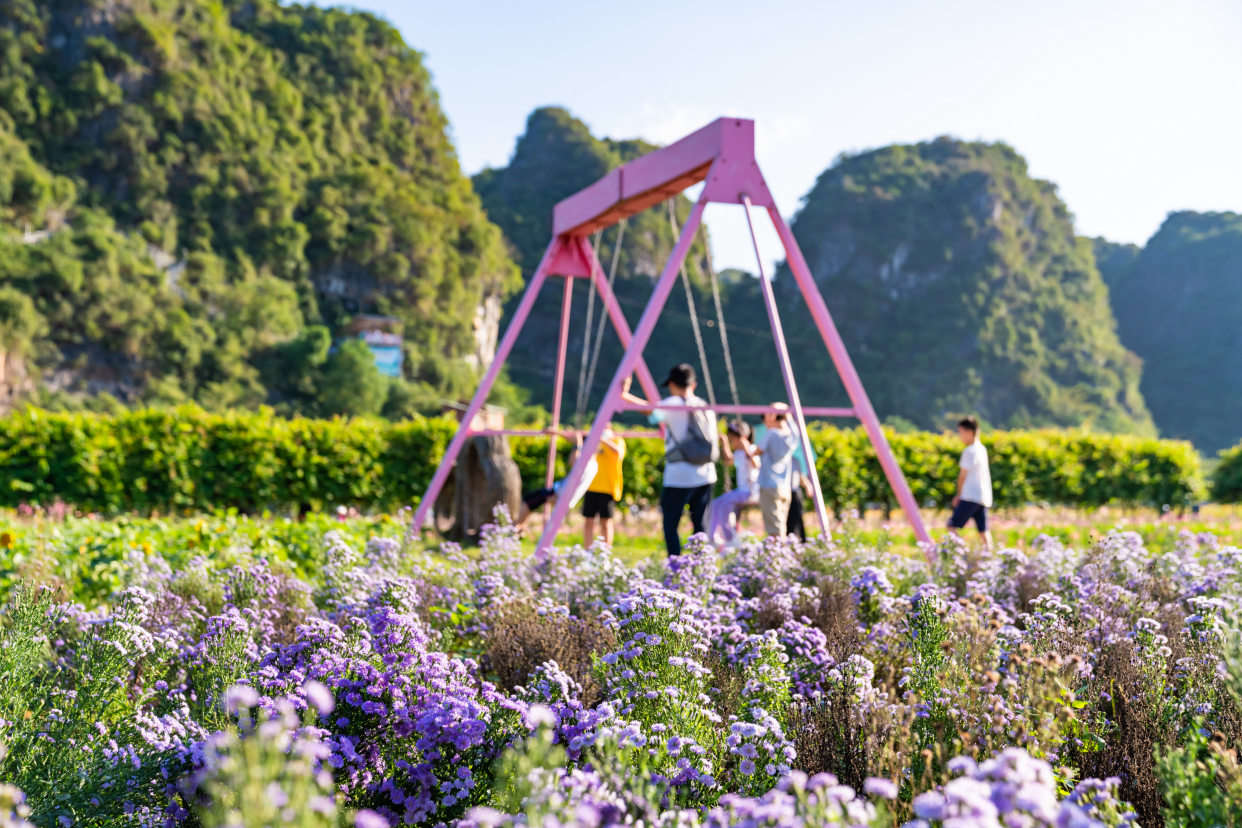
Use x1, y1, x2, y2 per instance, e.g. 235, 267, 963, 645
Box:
582, 424, 626, 547
754, 404, 799, 537
948, 415, 994, 551
621, 364, 718, 555
707, 420, 761, 546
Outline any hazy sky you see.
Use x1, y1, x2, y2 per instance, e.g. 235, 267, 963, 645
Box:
337, 0, 1242, 272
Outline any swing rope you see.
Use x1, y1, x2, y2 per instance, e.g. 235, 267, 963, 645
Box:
669, 199, 741, 492
575, 218, 628, 428
573, 230, 603, 429
667, 199, 716, 406
698, 227, 741, 408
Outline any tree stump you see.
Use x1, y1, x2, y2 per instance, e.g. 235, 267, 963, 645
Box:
447, 434, 521, 544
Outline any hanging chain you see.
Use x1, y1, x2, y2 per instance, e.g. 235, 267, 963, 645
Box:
578, 218, 625, 422
668, 199, 716, 406
574, 230, 603, 428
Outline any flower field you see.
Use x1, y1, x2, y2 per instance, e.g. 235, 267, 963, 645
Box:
0, 507, 1241, 828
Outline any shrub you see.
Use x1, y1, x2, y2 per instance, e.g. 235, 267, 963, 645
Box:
483, 603, 615, 705
1213, 441, 1242, 503
0, 408, 1207, 515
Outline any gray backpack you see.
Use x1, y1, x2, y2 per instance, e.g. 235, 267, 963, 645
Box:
666, 407, 719, 466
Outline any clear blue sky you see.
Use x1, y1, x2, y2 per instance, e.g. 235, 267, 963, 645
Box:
326, 0, 1242, 272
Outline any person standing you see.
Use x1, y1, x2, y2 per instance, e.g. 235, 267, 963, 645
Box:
621, 364, 718, 555
754, 404, 799, 537
582, 424, 626, 547
949, 415, 994, 551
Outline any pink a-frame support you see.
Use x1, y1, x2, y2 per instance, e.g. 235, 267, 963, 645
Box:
409, 118, 933, 555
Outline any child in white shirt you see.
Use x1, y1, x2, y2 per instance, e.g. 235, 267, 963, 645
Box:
948, 415, 994, 550
708, 421, 761, 545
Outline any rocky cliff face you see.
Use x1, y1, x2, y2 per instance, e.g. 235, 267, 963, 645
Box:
774, 138, 1153, 434
1105, 211, 1242, 453
0, 0, 517, 412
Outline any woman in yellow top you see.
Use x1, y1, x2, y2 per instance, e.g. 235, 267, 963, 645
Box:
582, 424, 625, 547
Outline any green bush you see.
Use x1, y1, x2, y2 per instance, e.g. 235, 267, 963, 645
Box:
1213, 442, 1242, 503
0, 408, 1205, 515
808, 426, 1205, 514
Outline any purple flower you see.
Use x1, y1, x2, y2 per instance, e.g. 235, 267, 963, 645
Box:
224, 684, 259, 713
355, 810, 390, 828
864, 777, 899, 799
303, 681, 335, 715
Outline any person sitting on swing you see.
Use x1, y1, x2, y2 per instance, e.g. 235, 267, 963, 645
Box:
514, 429, 597, 535
620, 363, 718, 556
708, 420, 760, 547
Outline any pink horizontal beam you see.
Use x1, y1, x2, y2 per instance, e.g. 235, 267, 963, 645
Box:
469, 429, 657, 440
553, 118, 769, 237
616, 403, 856, 418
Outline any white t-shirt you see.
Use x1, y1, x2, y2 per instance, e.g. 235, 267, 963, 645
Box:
734, 448, 759, 494
757, 426, 797, 490
959, 440, 993, 508
655, 394, 718, 488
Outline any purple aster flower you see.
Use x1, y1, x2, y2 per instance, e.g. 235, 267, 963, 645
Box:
355, 810, 390, 828
864, 777, 899, 799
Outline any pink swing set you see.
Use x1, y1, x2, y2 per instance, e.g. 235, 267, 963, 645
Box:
409, 117, 932, 552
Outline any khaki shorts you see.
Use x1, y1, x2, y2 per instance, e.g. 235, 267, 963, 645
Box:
759, 486, 792, 537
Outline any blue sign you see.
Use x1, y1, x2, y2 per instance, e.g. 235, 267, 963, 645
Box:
369, 345, 404, 378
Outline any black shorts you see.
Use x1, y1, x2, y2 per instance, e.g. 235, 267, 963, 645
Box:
581, 491, 615, 519
948, 500, 988, 532
522, 488, 555, 510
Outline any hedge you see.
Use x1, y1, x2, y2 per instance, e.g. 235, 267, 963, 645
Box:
1213, 442, 1242, 503
0, 407, 1206, 515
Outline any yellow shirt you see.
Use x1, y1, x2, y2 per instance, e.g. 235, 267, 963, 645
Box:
587, 438, 626, 500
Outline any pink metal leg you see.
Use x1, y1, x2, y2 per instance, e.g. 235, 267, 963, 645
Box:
576, 235, 663, 403
741, 196, 830, 535
535, 196, 710, 554
408, 237, 563, 541
766, 206, 934, 555
544, 274, 576, 514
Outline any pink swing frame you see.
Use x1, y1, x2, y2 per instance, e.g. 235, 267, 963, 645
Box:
409, 117, 932, 553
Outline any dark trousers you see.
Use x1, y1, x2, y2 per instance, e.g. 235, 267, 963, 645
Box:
787, 486, 806, 541
660, 484, 712, 555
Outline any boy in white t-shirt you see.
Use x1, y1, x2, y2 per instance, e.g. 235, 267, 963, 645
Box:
707, 420, 760, 545
948, 415, 993, 550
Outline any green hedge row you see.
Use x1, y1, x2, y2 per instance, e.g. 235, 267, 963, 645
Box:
1213, 442, 1242, 504
0, 407, 1208, 515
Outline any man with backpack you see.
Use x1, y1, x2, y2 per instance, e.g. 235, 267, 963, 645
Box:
621, 363, 719, 555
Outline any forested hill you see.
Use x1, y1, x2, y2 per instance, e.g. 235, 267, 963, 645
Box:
1102, 212, 1242, 454
0, 0, 517, 416
775, 138, 1155, 435
473, 108, 715, 418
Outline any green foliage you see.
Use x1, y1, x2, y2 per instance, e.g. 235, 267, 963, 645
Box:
1107, 211, 1242, 453
318, 339, 388, 418
196, 701, 343, 828
0, 0, 518, 413
775, 138, 1154, 436
1156, 725, 1242, 828
809, 424, 1204, 514
1213, 441, 1242, 503
0, 409, 1205, 518
0, 510, 407, 606
0, 585, 192, 827
1156, 620, 1242, 828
